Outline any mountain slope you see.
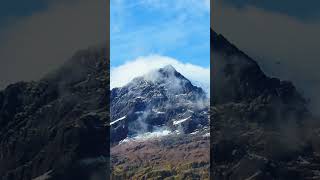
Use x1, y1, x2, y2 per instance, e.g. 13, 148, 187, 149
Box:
211, 29, 320, 179
0, 47, 109, 180
110, 66, 210, 179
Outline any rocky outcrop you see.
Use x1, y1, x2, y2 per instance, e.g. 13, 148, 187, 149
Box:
0, 47, 109, 180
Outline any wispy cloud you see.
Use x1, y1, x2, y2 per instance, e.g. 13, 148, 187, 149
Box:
111, 55, 210, 94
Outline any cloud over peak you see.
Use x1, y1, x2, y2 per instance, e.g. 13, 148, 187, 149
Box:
110, 55, 210, 94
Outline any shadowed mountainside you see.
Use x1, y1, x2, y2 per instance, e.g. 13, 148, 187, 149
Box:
0, 47, 109, 180
211, 29, 320, 180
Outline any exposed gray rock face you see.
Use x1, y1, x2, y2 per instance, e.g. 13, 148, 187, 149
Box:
110, 65, 209, 144
0, 47, 109, 180
211, 29, 320, 180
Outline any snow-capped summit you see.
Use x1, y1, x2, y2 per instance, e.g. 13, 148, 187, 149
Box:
110, 65, 209, 144
160, 64, 176, 73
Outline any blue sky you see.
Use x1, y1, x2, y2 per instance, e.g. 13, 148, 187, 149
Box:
110, 0, 210, 68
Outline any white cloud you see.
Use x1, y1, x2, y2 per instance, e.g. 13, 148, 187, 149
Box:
110, 55, 210, 94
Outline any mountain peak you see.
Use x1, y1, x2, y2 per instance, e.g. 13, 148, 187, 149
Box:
111, 65, 207, 104
211, 29, 306, 112
128, 65, 187, 86
155, 65, 181, 80
160, 64, 176, 72
154, 65, 189, 82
